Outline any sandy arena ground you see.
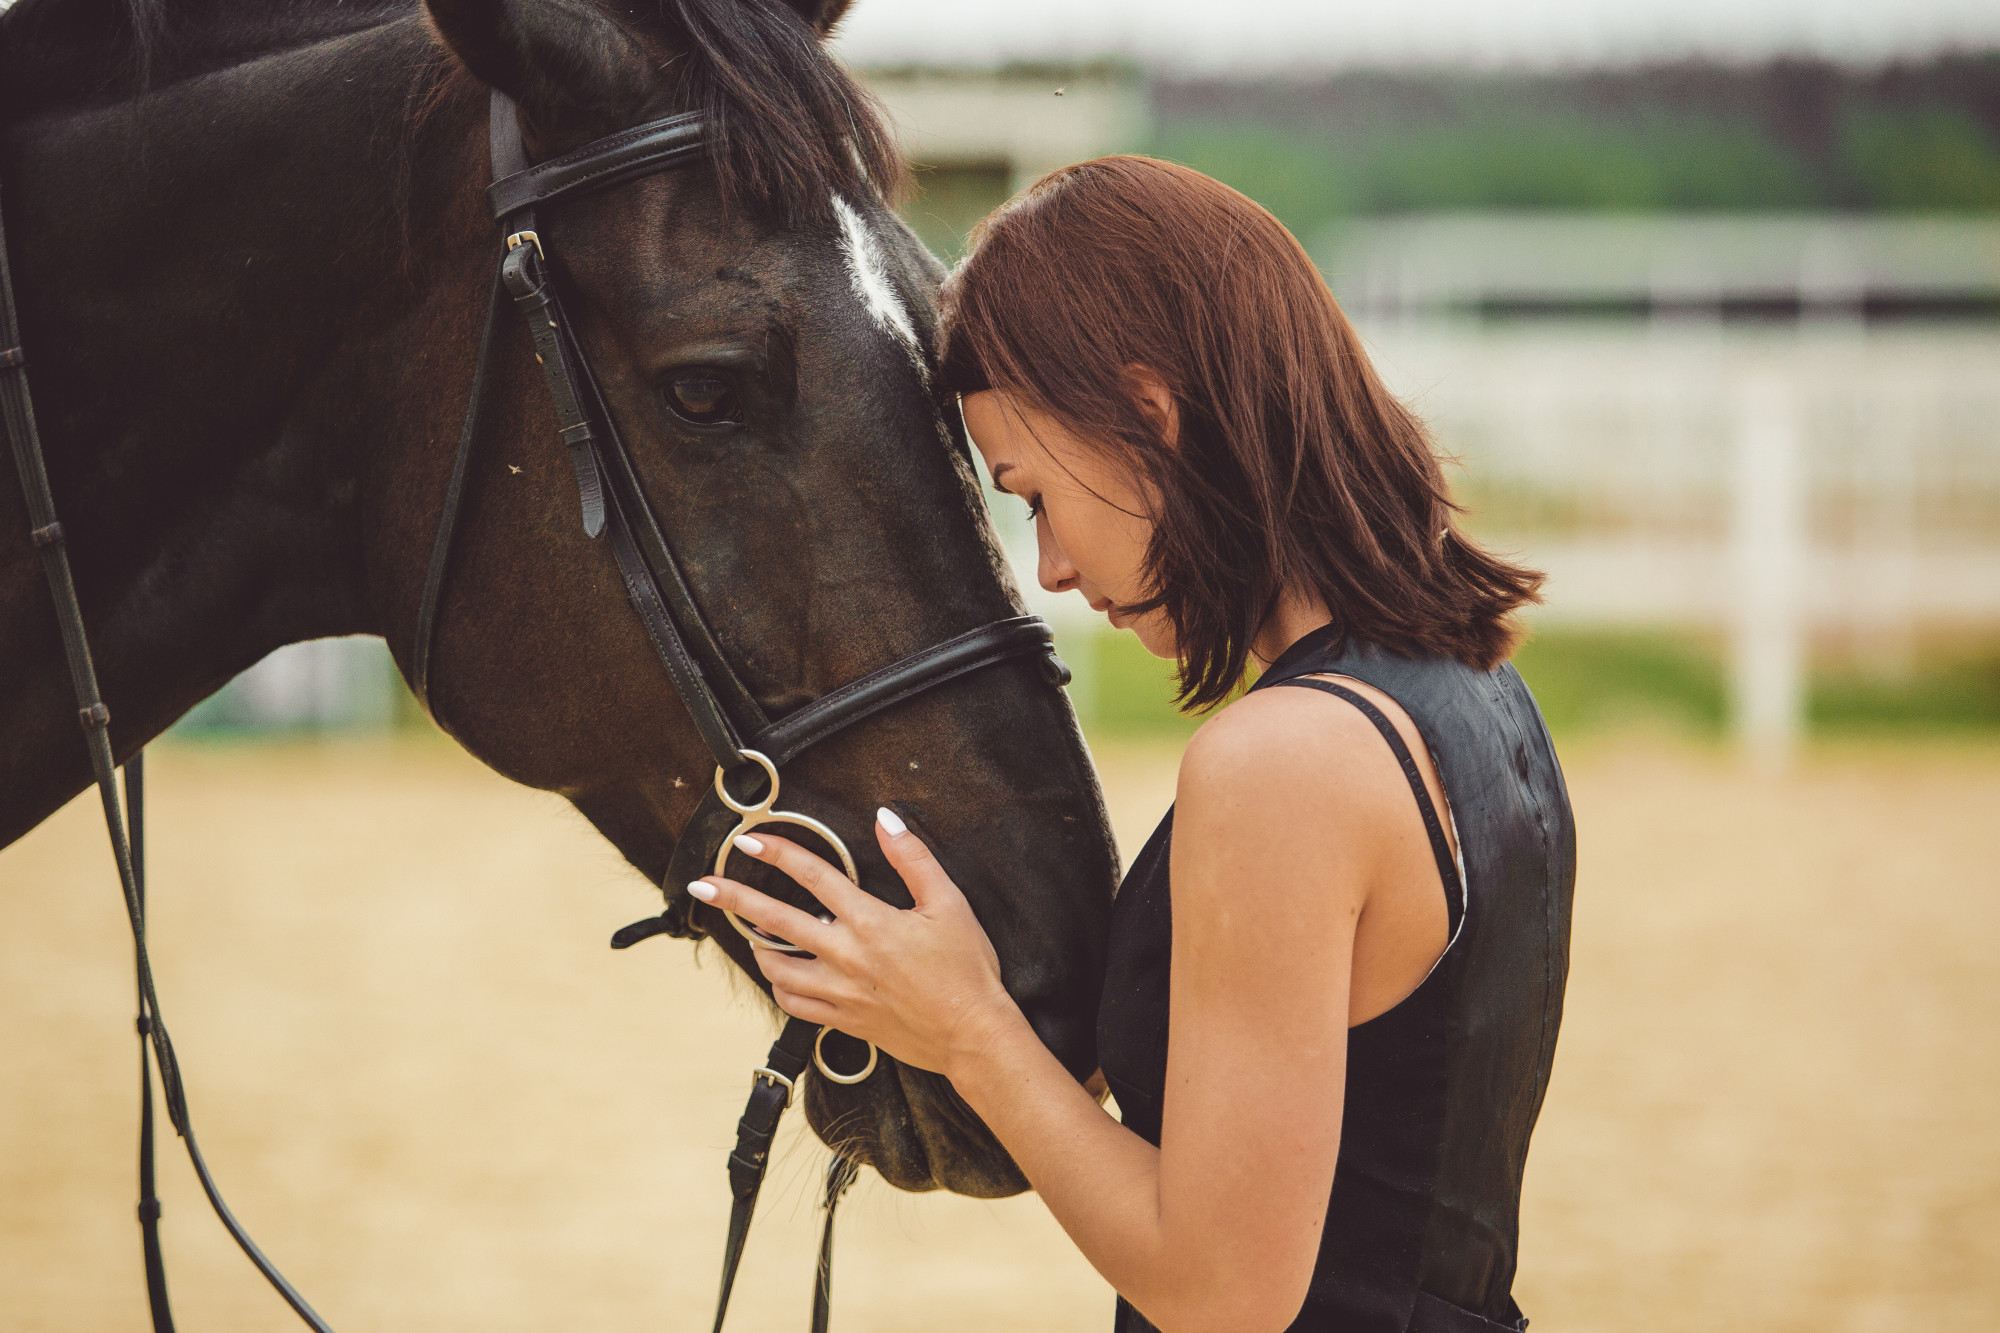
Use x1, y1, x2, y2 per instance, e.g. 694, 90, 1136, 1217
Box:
2, 734, 1996, 1332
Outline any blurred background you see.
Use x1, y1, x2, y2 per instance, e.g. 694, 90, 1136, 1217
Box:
4, 0, 1996, 1329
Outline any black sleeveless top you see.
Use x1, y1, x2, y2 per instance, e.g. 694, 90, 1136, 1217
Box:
1098, 629, 1575, 1333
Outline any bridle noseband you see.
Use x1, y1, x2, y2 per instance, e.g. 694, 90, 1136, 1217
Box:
1, 87, 1068, 1333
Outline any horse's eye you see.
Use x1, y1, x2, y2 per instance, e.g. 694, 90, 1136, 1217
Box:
664, 371, 742, 426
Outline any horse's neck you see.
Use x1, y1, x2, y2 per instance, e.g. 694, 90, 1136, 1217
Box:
0, 17, 488, 843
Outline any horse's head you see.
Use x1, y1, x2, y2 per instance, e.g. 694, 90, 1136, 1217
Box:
411, 0, 1118, 1196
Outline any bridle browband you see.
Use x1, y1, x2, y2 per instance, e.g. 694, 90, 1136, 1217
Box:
2, 86, 1066, 1333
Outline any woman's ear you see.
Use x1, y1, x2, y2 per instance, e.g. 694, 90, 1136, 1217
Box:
1123, 365, 1180, 449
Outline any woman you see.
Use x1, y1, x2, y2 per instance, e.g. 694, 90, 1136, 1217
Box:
689, 157, 1574, 1333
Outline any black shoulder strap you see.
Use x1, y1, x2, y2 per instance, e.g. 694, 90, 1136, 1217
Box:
1275, 678, 1464, 934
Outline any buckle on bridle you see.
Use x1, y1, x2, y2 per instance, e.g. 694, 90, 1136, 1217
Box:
505, 229, 543, 259
752, 1065, 796, 1107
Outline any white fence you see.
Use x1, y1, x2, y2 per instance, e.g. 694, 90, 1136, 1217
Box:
1357, 321, 2000, 762
187, 326, 2000, 760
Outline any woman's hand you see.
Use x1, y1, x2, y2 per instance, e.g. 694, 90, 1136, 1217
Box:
688, 808, 1024, 1079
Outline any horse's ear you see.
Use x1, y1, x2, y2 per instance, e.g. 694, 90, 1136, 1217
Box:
773, 0, 857, 37
425, 0, 656, 136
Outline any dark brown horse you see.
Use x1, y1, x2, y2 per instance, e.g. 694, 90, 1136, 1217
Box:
0, 0, 1117, 1199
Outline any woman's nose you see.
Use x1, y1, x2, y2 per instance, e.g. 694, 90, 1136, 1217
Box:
1036, 521, 1079, 594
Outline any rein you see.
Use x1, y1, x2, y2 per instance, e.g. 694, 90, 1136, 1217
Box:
2, 87, 1066, 1333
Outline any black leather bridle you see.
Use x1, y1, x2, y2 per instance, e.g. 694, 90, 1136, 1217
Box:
1, 88, 1064, 1333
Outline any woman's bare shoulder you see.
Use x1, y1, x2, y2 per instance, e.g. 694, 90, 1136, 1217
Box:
1177, 682, 1405, 811
1173, 683, 1414, 886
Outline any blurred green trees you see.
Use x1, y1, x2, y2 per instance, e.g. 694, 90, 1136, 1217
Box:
1842, 107, 2000, 211
1150, 56, 2000, 240
1071, 626, 2000, 745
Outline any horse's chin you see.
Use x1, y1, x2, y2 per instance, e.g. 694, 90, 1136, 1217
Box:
802, 1060, 1029, 1198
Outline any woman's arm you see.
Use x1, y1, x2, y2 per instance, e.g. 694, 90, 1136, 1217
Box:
695, 686, 1416, 1333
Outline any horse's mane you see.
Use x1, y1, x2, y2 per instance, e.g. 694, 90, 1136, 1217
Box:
0, 0, 412, 118
0, 0, 901, 218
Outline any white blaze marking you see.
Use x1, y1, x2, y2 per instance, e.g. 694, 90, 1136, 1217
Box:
832, 195, 922, 363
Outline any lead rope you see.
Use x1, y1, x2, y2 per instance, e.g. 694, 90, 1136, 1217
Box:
1, 176, 339, 1333
129, 752, 177, 1333
7, 169, 851, 1327
712, 1016, 857, 1333
814, 1155, 860, 1333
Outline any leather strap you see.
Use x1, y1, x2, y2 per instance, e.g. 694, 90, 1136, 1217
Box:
499, 241, 608, 538
410, 264, 505, 714
577, 342, 771, 740
753, 615, 1067, 766
1, 172, 337, 1333
484, 90, 770, 768
812, 1154, 860, 1333
487, 231, 757, 769
128, 753, 177, 1333
715, 1016, 819, 1332
487, 111, 705, 220
709, 1031, 854, 1333
601, 474, 746, 767
411, 96, 536, 718
421, 93, 764, 758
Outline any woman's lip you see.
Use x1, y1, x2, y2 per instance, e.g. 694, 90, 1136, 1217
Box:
1084, 595, 1123, 627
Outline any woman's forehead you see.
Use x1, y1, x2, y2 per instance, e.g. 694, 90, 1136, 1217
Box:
961, 391, 1030, 463
963, 390, 1070, 457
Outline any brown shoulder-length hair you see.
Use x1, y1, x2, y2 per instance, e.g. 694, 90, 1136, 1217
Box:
940, 155, 1543, 710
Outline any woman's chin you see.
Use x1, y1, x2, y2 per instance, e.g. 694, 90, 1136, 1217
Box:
1132, 620, 1178, 660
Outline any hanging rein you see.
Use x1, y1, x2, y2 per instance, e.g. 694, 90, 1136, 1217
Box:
0, 88, 1067, 1333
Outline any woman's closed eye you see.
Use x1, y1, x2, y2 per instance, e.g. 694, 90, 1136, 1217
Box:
1024, 496, 1044, 521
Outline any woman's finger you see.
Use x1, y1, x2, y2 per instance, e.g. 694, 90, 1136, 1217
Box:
688, 875, 833, 953
768, 986, 839, 1027
753, 945, 831, 997
727, 832, 874, 921
874, 806, 963, 910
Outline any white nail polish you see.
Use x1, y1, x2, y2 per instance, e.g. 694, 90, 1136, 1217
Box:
877, 806, 907, 836
733, 834, 764, 856
687, 879, 716, 901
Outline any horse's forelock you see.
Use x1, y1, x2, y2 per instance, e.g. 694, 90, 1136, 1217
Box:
649, 0, 905, 221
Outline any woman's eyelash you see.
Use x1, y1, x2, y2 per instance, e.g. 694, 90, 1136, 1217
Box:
1025, 498, 1043, 521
